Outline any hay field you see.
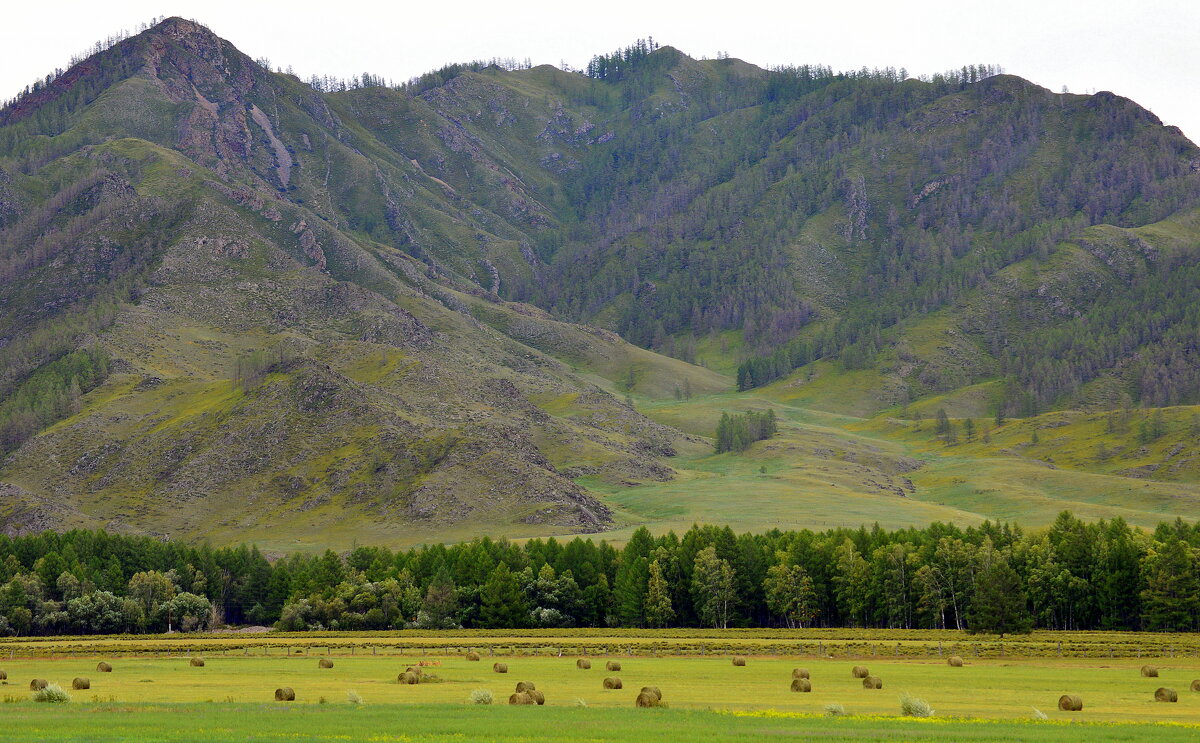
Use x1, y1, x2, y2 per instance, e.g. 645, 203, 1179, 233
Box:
3, 653, 1200, 723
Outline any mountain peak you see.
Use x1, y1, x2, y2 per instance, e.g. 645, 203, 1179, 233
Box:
153, 16, 212, 37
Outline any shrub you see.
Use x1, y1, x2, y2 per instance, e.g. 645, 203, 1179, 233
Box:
33, 684, 71, 703
899, 693, 933, 717
469, 688, 494, 705
824, 702, 845, 716
346, 690, 363, 705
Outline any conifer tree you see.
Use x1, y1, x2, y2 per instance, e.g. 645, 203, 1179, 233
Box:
1140, 537, 1200, 631
969, 559, 1032, 635
643, 559, 674, 628
478, 563, 528, 628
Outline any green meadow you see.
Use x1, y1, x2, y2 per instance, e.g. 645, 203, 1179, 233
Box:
581, 383, 1200, 544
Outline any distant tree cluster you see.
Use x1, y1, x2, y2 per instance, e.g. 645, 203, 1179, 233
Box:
3, 512, 1198, 635
714, 409, 778, 452
584, 38, 663, 81
232, 346, 295, 392
0, 348, 108, 453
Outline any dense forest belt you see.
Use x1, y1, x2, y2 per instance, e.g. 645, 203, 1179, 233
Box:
4, 629, 1199, 659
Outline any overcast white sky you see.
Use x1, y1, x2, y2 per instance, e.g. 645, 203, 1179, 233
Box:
2, 0, 1197, 142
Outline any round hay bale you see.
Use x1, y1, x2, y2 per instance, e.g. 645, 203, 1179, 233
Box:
790, 678, 811, 693
529, 689, 545, 705
862, 675, 882, 689
1155, 687, 1178, 703
603, 676, 623, 689
1141, 665, 1159, 677
1191, 679, 1200, 692
792, 668, 810, 679
30, 679, 47, 691
635, 691, 660, 707
398, 671, 421, 684
947, 656, 964, 667
493, 662, 508, 674
576, 658, 591, 669
732, 656, 747, 666
318, 658, 333, 669
0, 669, 6, 680
189, 658, 205, 667
72, 677, 90, 690
515, 681, 536, 693
639, 686, 662, 701
96, 662, 112, 673
508, 691, 535, 705
1058, 694, 1083, 711
275, 687, 296, 701
606, 661, 621, 672
851, 665, 869, 678
466, 651, 481, 661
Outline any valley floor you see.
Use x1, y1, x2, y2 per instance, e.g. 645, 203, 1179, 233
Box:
577, 387, 1200, 546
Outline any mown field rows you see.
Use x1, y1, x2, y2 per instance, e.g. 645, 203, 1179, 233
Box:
6, 629, 1200, 660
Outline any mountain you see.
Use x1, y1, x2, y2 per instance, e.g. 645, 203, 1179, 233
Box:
1, 19, 1199, 546
0, 19, 727, 546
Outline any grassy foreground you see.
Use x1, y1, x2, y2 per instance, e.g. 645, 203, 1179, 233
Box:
3, 703, 1200, 742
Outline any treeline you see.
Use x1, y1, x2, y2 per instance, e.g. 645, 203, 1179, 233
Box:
714, 410, 778, 452
305, 57, 535, 97
2, 512, 1198, 636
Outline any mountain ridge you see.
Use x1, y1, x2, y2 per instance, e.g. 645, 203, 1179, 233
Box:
2, 18, 1200, 546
